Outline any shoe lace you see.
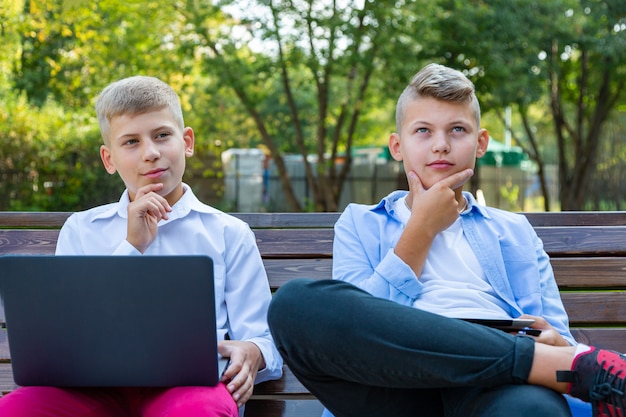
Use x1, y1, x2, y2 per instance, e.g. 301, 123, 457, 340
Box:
591, 361, 626, 417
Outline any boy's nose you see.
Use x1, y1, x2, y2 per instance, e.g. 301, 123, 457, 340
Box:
142, 142, 160, 160
431, 132, 451, 153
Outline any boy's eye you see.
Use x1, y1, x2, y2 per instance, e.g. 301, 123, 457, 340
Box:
124, 138, 139, 145
452, 126, 466, 132
416, 127, 429, 134
156, 132, 171, 139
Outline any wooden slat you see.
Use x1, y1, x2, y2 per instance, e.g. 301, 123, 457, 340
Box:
570, 328, 626, 352
0, 230, 59, 255
4, 213, 626, 257
251, 366, 313, 397
0, 363, 16, 394
254, 229, 334, 258
0, 212, 70, 228
551, 257, 626, 288
244, 399, 324, 417
523, 211, 626, 227
0, 212, 340, 230
562, 292, 626, 324
6, 227, 626, 258
0, 229, 336, 257
1, 210, 626, 229
0, 330, 8, 361
234, 213, 339, 229
264, 259, 332, 289
535, 226, 626, 256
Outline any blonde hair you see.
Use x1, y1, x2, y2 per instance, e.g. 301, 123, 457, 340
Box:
95, 76, 184, 144
395, 63, 481, 132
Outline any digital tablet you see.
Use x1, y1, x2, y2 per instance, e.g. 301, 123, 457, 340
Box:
460, 318, 541, 336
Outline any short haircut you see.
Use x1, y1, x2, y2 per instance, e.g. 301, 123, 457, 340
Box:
395, 63, 481, 132
95, 76, 184, 144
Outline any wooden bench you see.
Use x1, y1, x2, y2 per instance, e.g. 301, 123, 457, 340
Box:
2, 210, 626, 416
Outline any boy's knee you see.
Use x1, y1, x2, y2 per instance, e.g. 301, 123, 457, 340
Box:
270, 277, 313, 308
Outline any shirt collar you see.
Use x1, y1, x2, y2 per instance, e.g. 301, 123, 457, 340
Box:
373, 190, 492, 220
90, 183, 218, 223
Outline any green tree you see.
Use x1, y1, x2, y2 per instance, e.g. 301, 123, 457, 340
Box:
1, 0, 224, 211
13, 0, 190, 108
545, 1, 626, 210
425, 0, 626, 211
0, 90, 120, 211
178, 0, 435, 211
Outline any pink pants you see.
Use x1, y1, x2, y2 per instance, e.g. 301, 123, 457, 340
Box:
0, 384, 238, 417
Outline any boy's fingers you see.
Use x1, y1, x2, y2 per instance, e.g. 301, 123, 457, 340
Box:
133, 183, 172, 215
408, 169, 473, 192
407, 171, 425, 194
135, 183, 165, 199
441, 169, 474, 190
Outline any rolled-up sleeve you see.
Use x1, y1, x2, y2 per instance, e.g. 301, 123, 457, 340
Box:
333, 205, 421, 306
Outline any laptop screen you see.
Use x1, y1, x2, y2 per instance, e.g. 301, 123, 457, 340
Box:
0, 255, 223, 387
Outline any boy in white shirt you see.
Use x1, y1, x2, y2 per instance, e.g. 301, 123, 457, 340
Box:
0, 76, 282, 417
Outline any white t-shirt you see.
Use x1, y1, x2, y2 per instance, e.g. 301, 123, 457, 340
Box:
394, 196, 510, 319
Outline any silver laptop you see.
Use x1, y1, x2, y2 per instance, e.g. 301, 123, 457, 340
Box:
0, 255, 228, 387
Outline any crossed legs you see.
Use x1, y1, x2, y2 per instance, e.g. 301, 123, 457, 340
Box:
268, 279, 573, 417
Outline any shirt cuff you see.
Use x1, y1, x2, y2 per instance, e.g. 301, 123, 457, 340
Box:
375, 248, 423, 297
112, 240, 143, 255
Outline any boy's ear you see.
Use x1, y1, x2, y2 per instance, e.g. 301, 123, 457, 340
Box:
183, 127, 195, 157
388, 133, 403, 162
100, 145, 117, 175
475, 129, 489, 158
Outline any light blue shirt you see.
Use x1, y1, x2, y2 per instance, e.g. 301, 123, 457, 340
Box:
322, 190, 588, 417
55, 184, 283, 384
333, 190, 574, 344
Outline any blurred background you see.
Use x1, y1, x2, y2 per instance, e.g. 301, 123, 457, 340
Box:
1, 0, 625, 212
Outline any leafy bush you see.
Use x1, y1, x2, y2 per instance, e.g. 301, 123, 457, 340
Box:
0, 90, 120, 211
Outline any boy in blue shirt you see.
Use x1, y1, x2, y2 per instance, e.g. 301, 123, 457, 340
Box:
268, 64, 623, 417
0, 76, 282, 417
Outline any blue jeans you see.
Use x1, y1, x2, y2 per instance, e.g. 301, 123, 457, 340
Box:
268, 279, 571, 417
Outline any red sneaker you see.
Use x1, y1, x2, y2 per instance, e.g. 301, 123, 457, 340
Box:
558, 346, 626, 417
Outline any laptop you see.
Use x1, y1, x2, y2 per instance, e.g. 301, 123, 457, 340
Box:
0, 255, 228, 387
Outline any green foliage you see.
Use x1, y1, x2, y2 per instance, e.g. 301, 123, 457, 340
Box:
499, 184, 521, 212
421, 0, 626, 210
1, 0, 625, 212
0, 89, 120, 211
13, 0, 189, 108
178, 0, 438, 210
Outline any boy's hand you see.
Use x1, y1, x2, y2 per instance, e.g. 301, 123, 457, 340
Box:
394, 169, 473, 276
126, 183, 172, 253
219, 340, 266, 408
407, 169, 473, 236
517, 314, 570, 347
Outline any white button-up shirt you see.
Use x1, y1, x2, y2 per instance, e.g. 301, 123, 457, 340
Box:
55, 184, 282, 383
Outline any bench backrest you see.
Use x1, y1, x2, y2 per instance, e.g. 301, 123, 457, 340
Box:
2, 211, 626, 352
